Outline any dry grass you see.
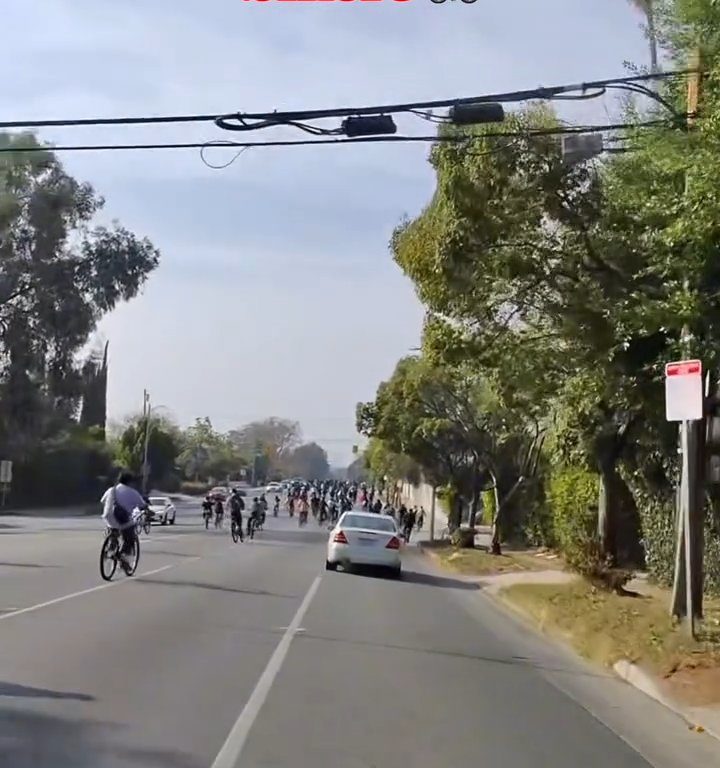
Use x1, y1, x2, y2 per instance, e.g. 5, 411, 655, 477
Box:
501, 580, 720, 704
422, 542, 558, 576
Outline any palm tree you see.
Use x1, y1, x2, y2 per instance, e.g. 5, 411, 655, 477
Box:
627, 0, 659, 74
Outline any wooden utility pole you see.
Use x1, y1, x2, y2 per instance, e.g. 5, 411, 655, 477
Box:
670, 52, 704, 633
141, 390, 152, 494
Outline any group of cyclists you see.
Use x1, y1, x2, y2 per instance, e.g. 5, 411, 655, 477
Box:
201, 488, 267, 541
284, 479, 356, 526
99, 472, 428, 577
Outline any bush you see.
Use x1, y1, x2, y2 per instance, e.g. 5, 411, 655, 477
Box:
548, 465, 599, 571
450, 527, 476, 548
179, 481, 211, 496
8, 439, 115, 508
156, 473, 181, 493
481, 489, 496, 525
547, 465, 634, 591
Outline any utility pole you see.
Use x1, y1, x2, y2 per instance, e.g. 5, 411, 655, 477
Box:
670, 52, 704, 634
141, 390, 152, 495
429, 485, 436, 543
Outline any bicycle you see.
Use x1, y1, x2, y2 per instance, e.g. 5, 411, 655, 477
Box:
246, 515, 257, 540
134, 509, 151, 536
230, 517, 243, 543
214, 511, 224, 530
100, 527, 140, 581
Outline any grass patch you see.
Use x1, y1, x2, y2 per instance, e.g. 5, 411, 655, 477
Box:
423, 542, 554, 576
500, 581, 720, 683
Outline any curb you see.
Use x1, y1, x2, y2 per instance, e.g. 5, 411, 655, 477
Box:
613, 660, 720, 742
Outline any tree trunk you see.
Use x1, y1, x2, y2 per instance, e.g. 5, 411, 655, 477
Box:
468, 461, 482, 528
490, 476, 524, 555
597, 454, 644, 568
646, 6, 659, 75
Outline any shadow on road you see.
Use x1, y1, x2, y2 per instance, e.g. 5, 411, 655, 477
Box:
0, 706, 202, 768
294, 632, 608, 680
0, 562, 59, 569
349, 567, 479, 591
135, 576, 296, 599
0, 682, 94, 701
138, 550, 198, 558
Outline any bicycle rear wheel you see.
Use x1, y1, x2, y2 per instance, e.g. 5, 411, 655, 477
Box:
231, 520, 239, 543
142, 518, 151, 535
125, 537, 140, 575
100, 534, 119, 581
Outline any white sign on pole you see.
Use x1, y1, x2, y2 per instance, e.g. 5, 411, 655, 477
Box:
665, 360, 703, 421
0, 460, 12, 484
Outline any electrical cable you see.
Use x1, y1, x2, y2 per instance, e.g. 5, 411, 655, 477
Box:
0, 117, 686, 155
0, 70, 695, 132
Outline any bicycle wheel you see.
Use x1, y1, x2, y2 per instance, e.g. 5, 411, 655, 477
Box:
100, 534, 119, 581
142, 518, 151, 535
125, 537, 140, 576
231, 520, 239, 543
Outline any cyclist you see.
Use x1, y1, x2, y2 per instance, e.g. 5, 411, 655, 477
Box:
259, 494, 268, 526
214, 495, 224, 528
248, 497, 262, 539
273, 495, 280, 516
101, 471, 148, 574
229, 488, 245, 541
202, 493, 212, 528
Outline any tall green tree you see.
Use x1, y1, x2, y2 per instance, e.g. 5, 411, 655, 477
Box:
284, 442, 330, 480
80, 341, 109, 437
0, 132, 159, 458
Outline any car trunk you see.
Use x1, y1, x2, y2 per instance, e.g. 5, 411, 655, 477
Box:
342, 527, 396, 549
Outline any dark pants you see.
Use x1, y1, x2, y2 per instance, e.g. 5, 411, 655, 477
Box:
232, 512, 244, 540
114, 506, 137, 556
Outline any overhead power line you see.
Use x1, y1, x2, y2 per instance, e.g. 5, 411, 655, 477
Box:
0, 119, 682, 155
0, 70, 693, 132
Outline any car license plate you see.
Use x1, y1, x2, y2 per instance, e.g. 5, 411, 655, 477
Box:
358, 537, 376, 546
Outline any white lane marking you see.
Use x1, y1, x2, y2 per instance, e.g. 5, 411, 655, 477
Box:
0, 561, 188, 623
210, 575, 322, 768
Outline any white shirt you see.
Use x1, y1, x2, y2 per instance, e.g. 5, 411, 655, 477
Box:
101, 483, 146, 528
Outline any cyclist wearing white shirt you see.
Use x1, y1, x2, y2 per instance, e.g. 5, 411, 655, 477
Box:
101, 472, 148, 574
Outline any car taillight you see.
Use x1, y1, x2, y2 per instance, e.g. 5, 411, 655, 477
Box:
334, 530, 348, 544
386, 536, 400, 550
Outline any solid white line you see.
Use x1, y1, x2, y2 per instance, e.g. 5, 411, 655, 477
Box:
210, 575, 322, 768
0, 563, 177, 623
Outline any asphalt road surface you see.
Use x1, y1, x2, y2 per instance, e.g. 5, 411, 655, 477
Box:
1, 495, 719, 768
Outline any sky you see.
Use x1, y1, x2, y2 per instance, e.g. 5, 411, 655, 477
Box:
2, 0, 649, 464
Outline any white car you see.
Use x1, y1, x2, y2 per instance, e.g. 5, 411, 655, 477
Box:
266, 482, 283, 494
326, 510, 402, 578
148, 496, 176, 525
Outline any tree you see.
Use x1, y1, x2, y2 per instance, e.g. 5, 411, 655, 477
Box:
229, 417, 300, 472
391, 106, 670, 566
79, 341, 109, 438
116, 414, 182, 490
284, 442, 330, 480
0, 132, 159, 459
626, 0, 660, 74
178, 417, 244, 483
357, 356, 527, 538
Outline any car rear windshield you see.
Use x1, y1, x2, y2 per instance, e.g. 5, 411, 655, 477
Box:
341, 514, 396, 532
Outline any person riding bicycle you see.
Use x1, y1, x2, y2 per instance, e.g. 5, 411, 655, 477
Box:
248, 497, 262, 537
213, 496, 224, 527
101, 471, 148, 575
273, 495, 280, 515
229, 488, 245, 541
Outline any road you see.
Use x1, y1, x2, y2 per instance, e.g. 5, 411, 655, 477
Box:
0, 495, 719, 768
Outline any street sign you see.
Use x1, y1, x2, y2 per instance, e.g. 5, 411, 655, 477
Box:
665, 360, 703, 421
0, 460, 12, 484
